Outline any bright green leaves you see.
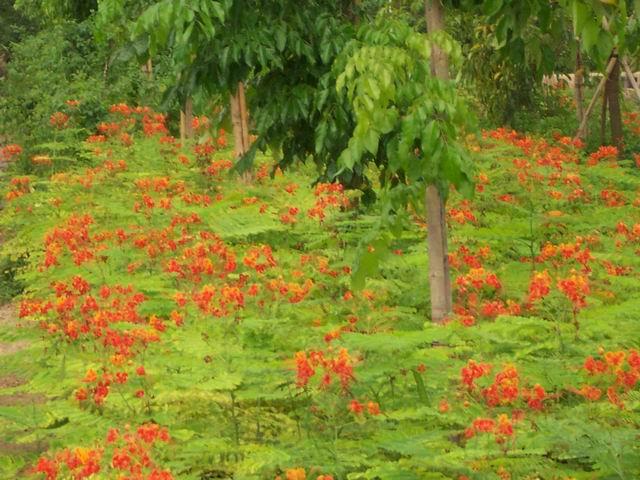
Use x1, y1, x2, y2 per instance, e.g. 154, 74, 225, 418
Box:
336, 14, 474, 194
134, 0, 229, 59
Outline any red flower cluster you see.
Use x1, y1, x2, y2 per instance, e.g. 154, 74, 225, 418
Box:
294, 348, 356, 390
587, 145, 618, 166
243, 245, 277, 273
576, 349, 640, 408
50, 111, 70, 129
464, 414, 515, 444
0, 143, 22, 162
448, 200, 476, 224
33, 423, 172, 480
307, 183, 349, 222
348, 399, 381, 416
5, 176, 30, 201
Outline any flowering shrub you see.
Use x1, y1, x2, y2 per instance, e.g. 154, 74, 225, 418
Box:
2, 110, 640, 479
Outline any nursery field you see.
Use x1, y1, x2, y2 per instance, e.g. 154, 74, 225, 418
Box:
1, 106, 640, 480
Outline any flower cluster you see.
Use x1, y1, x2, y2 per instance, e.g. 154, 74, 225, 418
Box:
294, 348, 356, 390
32, 423, 172, 480
575, 349, 640, 408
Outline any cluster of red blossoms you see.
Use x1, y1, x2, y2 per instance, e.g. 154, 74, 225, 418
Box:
448, 200, 476, 225
464, 413, 515, 445
0, 143, 22, 162
33, 423, 172, 480
50, 111, 70, 129
275, 468, 333, 480
574, 349, 640, 408
348, 399, 381, 416
294, 348, 356, 390
461, 361, 547, 410
5, 176, 30, 201
307, 183, 349, 222
586, 145, 618, 166
19, 277, 166, 405
452, 263, 520, 326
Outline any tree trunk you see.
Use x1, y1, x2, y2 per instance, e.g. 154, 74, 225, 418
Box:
600, 84, 608, 146
574, 48, 585, 131
424, 0, 452, 323
605, 54, 623, 150
573, 55, 617, 142
230, 82, 251, 158
184, 97, 194, 139
145, 58, 153, 80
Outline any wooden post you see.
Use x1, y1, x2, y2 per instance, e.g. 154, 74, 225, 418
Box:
424, 0, 452, 323
621, 58, 640, 103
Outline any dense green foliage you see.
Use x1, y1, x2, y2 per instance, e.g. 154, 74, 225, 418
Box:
1, 1, 640, 479
1, 105, 640, 479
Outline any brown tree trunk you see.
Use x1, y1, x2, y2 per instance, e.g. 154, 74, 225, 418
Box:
230, 82, 251, 158
600, 85, 608, 146
424, 0, 452, 323
605, 54, 623, 150
574, 55, 618, 142
184, 97, 194, 139
574, 48, 585, 131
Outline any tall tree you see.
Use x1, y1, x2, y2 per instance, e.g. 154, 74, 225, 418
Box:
424, 0, 452, 322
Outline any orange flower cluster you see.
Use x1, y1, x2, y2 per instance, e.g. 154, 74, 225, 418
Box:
43, 214, 99, 268
307, 183, 349, 222
243, 245, 277, 273
0, 143, 22, 161
19, 278, 164, 405
5, 176, 30, 201
576, 349, 640, 408
294, 348, 356, 390
527, 270, 551, 303
205, 158, 233, 177
448, 199, 476, 224
348, 399, 381, 416
587, 145, 618, 166
50, 111, 70, 129
461, 359, 492, 390
276, 468, 333, 480
33, 423, 172, 480
463, 414, 515, 444
557, 271, 589, 311
599, 188, 626, 207
448, 245, 491, 270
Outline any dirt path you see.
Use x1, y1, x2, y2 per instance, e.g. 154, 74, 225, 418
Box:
0, 303, 29, 355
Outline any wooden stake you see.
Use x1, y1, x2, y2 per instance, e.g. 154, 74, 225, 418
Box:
621, 58, 640, 103
574, 55, 618, 142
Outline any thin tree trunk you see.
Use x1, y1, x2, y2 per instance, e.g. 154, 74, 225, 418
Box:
600, 86, 608, 146
146, 58, 153, 80
424, 0, 452, 323
230, 82, 251, 159
238, 82, 250, 152
180, 110, 186, 144
606, 54, 623, 150
184, 97, 194, 139
574, 48, 585, 133
574, 55, 618, 142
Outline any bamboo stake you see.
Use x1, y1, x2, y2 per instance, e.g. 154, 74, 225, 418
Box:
574, 55, 618, 141
621, 58, 640, 103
